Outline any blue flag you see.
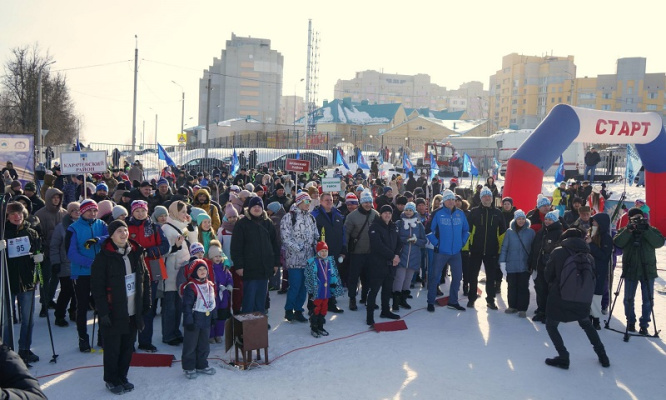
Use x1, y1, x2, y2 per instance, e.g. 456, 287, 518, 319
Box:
357, 149, 370, 170
493, 157, 501, 171
231, 149, 240, 176
75, 139, 81, 151
554, 155, 565, 186
463, 153, 478, 177
377, 150, 384, 165
157, 143, 176, 167
336, 148, 349, 170
430, 154, 440, 179
296, 149, 301, 160
403, 152, 414, 173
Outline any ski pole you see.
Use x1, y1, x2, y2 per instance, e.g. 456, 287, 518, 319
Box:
35, 251, 59, 363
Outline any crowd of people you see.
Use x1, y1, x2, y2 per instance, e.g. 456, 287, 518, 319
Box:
0, 158, 663, 394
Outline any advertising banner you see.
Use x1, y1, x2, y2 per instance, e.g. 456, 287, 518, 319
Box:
0, 133, 35, 183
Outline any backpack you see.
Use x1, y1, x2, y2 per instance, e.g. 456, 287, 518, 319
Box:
559, 248, 595, 304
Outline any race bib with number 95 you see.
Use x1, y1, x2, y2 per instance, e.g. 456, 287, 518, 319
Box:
8, 237, 31, 259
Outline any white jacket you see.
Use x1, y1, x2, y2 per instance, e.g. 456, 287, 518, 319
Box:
161, 216, 198, 292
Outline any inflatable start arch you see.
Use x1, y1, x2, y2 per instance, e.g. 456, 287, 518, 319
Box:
504, 104, 666, 233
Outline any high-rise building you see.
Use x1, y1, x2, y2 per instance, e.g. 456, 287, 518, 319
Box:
489, 53, 576, 130
199, 33, 283, 128
333, 70, 487, 115
574, 57, 666, 119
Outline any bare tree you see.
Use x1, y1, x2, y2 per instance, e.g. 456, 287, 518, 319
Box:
0, 43, 77, 145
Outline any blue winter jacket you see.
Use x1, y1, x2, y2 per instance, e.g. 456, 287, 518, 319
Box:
397, 214, 427, 270
67, 217, 108, 278
430, 206, 470, 255
499, 219, 535, 273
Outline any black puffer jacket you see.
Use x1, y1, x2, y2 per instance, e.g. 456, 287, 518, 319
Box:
368, 218, 401, 279
545, 237, 592, 322
230, 208, 280, 280
90, 238, 151, 334
588, 213, 613, 294
4, 220, 41, 294
529, 220, 563, 273
467, 205, 506, 256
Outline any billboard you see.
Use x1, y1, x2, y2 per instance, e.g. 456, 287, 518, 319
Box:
0, 134, 35, 183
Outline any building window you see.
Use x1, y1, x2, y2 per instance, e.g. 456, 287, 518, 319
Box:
603, 93, 611, 99
415, 125, 426, 131
648, 92, 658, 99
647, 104, 657, 110
626, 98, 633, 104
602, 105, 611, 110
627, 87, 633, 94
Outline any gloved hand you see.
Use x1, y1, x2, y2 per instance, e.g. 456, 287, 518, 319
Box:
32, 253, 44, 263
0, 239, 5, 251
337, 256, 344, 263
184, 323, 195, 331
187, 223, 195, 232
52, 263, 61, 274
84, 238, 99, 249
100, 315, 112, 327
500, 262, 507, 275
226, 284, 234, 292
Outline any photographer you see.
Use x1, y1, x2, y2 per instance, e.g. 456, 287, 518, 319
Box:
613, 208, 665, 335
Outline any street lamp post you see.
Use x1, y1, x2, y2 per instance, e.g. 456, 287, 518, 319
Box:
37, 60, 56, 163
171, 80, 185, 138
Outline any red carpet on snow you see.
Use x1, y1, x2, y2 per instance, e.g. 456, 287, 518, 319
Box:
130, 353, 176, 367
373, 320, 407, 332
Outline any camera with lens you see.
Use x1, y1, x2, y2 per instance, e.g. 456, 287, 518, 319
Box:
628, 215, 649, 233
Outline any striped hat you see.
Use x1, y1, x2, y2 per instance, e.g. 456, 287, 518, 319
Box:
189, 242, 205, 255
295, 191, 311, 206
79, 199, 98, 215
345, 193, 359, 204
131, 200, 148, 213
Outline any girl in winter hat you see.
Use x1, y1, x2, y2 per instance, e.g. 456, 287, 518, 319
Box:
394, 201, 426, 311
97, 200, 114, 220
151, 205, 168, 225
304, 241, 344, 338
207, 241, 232, 344
112, 205, 128, 221
196, 213, 215, 257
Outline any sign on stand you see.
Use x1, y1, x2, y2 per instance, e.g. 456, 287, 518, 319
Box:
321, 177, 341, 192
60, 151, 108, 174
285, 158, 310, 173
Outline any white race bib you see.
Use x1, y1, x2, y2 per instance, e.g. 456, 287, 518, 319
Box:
7, 237, 31, 259
125, 273, 136, 296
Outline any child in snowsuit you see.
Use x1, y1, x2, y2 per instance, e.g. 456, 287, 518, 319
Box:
180, 259, 217, 379
208, 241, 232, 343
304, 241, 344, 338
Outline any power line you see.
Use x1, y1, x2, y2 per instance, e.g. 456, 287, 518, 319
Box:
52, 60, 132, 72
141, 58, 282, 85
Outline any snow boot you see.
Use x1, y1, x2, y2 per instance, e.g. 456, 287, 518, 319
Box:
197, 367, 216, 375
317, 315, 329, 336
380, 309, 400, 320
591, 317, 601, 330
79, 336, 91, 353
595, 347, 610, 368
627, 323, 636, 332
392, 291, 401, 311
545, 356, 570, 370
328, 297, 344, 313
184, 370, 198, 379
349, 297, 358, 311
293, 311, 308, 323
400, 291, 412, 309
284, 310, 294, 322
310, 316, 321, 338
639, 326, 649, 336
404, 290, 413, 299
105, 381, 124, 395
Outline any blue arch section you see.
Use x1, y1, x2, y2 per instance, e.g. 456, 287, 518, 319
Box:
636, 126, 666, 173
512, 104, 581, 172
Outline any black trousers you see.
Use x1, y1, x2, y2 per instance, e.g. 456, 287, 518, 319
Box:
73, 276, 91, 338
546, 317, 605, 358
461, 251, 470, 289
348, 253, 370, 300
54, 277, 77, 319
506, 272, 530, 311
468, 253, 498, 302
101, 318, 137, 385
534, 270, 549, 315
366, 269, 394, 322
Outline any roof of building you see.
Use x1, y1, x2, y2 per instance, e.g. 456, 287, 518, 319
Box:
404, 108, 466, 120
298, 98, 401, 125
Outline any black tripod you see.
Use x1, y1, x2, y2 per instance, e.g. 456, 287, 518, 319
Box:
604, 227, 660, 342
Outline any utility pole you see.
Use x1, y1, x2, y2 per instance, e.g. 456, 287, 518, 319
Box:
37, 60, 55, 164
154, 114, 158, 146
171, 80, 185, 136
131, 35, 139, 162
204, 74, 211, 171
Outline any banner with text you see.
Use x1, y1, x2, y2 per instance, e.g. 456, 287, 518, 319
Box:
0, 133, 34, 183
61, 151, 108, 174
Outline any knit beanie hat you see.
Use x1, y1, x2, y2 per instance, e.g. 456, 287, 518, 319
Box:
537, 195, 551, 208
196, 213, 211, 226
356, 185, 364, 192
502, 197, 513, 206
208, 245, 223, 258
230, 185, 240, 192
112, 205, 128, 219
225, 204, 239, 218
157, 178, 168, 187
266, 201, 282, 214
480, 187, 493, 198
514, 209, 526, 219
383, 186, 393, 195
189, 242, 204, 256
274, 182, 284, 191
360, 191, 373, 204
151, 205, 168, 223
189, 259, 208, 279
627, 207, 644, 219
395, 196, 407, 205
245, 183, 254, 193
238, 190, 251, 200
24, 182, 36, 192
131, 200, 148, 214
96, 183, 108, 192
108, 219, 127, 237
316, 241, 328, 253
544, 210, 559, 222
307, 186, 318, 198
295, 191, 311, 206
189, 207, 206, 222
404, 202, 417, 213
79, 199, 98, 215
345, 193, 359, 204
379, 204, 393, 214
441, 189, 455, 202
248, 196, 264, 209
97, 200, 114, 218
67, 201, 81, 214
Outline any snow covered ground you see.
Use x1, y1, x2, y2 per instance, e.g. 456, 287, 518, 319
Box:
18, 179, 666, 399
